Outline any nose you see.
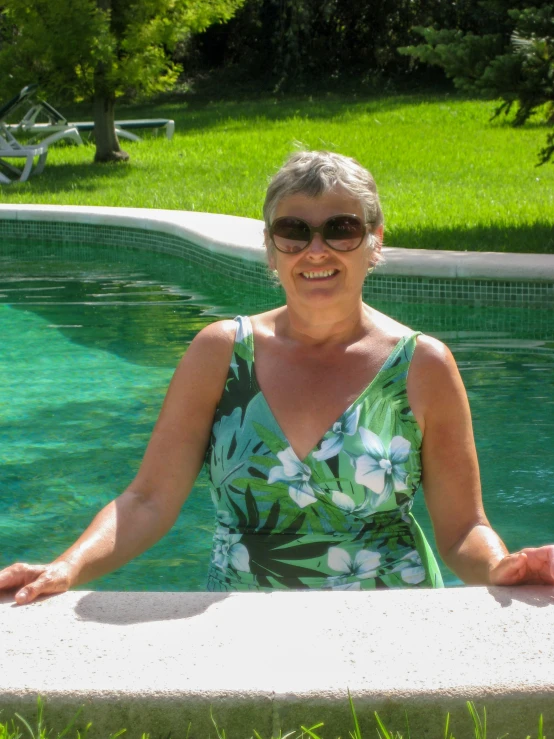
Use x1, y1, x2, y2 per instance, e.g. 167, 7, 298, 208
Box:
306, 232, 329, 257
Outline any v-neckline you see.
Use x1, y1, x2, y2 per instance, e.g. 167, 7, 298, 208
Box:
243, 316, 410, 465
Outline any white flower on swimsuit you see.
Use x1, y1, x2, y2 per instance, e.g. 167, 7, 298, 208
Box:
267, 446, 318, 508
353, 428, 411, 507
313, 405, 361, 461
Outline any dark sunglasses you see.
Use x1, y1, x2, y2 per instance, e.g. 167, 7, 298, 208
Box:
269, 214, 369, 254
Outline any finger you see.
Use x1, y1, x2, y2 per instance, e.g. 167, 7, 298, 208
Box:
490, 552, 528, 585
0, 563, 41, 591
15, 571, 69, 605
0, 566, 24, 590
519, 545, 554, 583
15, 586, 40, 605
16, 579, 54, 605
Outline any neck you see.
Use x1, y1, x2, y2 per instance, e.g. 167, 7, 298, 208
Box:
278, 299, 373, 346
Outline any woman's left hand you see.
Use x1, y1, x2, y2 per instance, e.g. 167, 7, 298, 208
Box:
489, 545, 554, 586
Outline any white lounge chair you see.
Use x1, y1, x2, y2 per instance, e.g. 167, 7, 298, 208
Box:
0, 133, 48, 183
0, 87, 82, 183
10, 98, 175, 142
0, 85, 84, 148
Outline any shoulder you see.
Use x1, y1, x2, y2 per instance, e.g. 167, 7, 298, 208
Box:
409, 334, 469, 432
412, 334, 455, 371
187, 319, 237, 357
171, 319, 237, 396
411, 334, 462, 391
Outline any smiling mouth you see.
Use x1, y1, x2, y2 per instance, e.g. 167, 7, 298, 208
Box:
301, 269, 339, 280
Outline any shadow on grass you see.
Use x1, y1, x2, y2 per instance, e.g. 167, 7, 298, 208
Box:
388, 222, 554, 254
58, 90, 489, 137
0, 159, 134, 197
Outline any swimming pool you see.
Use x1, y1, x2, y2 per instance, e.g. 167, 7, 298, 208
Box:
1, 239, 553, 589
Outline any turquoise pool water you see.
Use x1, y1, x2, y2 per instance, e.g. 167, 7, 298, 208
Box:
1, 242, 553, 589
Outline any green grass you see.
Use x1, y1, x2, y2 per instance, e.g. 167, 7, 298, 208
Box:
0, 697, 547, 739
1, 92, 553, 253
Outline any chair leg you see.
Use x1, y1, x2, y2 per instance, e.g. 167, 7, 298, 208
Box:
19, 153, 35, 181
115, 127, 141, 142
33, 150, 48, 176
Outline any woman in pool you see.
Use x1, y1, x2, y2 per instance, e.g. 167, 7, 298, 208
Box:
2, 151, 553, 600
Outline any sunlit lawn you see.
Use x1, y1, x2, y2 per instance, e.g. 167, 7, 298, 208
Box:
1, 92, 553, 253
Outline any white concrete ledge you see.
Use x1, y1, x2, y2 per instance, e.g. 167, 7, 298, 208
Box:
1, 204, 553, 282
382, 245, 554, 281
2, 587, 553, 738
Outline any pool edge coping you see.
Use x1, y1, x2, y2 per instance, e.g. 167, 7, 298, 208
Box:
1, 204, 553, 282
1, 587, 553, 739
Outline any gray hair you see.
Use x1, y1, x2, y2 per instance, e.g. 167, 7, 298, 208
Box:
263, 150, 384, 233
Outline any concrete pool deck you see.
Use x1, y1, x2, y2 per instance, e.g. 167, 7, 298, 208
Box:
1, 204, 554, 281
1, 586, 553, 738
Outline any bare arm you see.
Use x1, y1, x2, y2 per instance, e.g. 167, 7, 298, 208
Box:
409, 336, 554, 585
0, 320, 236, 603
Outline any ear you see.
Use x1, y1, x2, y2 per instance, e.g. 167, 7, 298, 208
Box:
369, 225, 384, 267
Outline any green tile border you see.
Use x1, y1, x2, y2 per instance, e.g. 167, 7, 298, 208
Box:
1, 218, 552, 308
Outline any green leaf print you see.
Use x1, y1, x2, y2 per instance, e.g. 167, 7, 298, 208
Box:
225, 485, 261, 532
250, 455, 278, 469
211, 395, 278, 496
234, 339, 253, 365
219, 350, 253, 420
245, 485, 260, 530
234, 478, 287, 495
252, 421, 289, 456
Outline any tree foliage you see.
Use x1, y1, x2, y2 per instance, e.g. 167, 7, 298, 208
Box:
0, 0, 244, 160
399, 2, 554, 163
0, 0, 244, 101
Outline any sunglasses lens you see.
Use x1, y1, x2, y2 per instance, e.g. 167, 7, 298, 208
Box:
324, 216, 365, 251
271, 217, 311, 253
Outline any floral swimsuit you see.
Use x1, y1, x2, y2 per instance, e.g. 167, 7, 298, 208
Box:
205, 315, 443, 591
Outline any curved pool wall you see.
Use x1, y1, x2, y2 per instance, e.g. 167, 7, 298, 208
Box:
1, 204, 554, 308
1, 204, 553, 737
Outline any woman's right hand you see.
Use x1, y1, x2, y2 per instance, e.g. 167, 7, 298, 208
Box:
0, 561, 76, 605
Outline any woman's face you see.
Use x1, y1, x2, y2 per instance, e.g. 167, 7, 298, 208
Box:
266, 189, 381, 311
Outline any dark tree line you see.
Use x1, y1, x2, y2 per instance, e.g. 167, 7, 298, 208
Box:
184, 0, 553, 162
187, 0, 471, 89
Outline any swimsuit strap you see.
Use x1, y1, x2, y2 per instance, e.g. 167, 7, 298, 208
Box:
233, 315, 254, 354
371, 331, 422, 400
396, 331, 421, 365
373, 330, 422, 374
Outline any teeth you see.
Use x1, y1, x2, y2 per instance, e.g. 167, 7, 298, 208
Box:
302, 270, 336, 279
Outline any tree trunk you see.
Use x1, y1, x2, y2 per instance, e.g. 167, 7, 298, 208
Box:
93, 66, 129, 163
92, 0, 128, 162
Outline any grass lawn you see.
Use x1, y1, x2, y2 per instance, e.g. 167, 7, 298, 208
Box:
0, 697, 546, 739
1, 92, 553, 253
